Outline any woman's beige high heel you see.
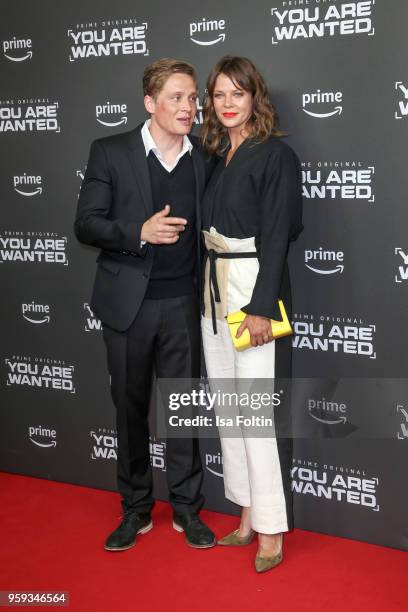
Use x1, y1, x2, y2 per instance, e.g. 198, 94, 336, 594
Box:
218, 528, 256, 546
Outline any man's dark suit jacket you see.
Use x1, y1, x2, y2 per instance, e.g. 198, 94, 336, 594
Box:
74, 123, 212, 332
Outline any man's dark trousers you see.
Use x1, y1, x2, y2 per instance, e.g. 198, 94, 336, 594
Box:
103, 293, 204, 516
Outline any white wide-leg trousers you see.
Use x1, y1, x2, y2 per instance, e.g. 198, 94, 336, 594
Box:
202, 229, 289, 534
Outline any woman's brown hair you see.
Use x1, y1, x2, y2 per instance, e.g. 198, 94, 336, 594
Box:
201, 55, 284, 155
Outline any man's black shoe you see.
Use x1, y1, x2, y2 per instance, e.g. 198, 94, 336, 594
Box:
173, 513, 216, 548
104, 511, 153, 551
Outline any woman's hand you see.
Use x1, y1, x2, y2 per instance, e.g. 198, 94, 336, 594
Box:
236, 314, 274, 347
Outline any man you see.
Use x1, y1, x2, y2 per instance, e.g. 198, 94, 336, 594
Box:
74, 58, 215, 550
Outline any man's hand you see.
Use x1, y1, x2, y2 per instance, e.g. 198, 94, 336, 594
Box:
236, 314, 274, 347
141, 204, 187, 244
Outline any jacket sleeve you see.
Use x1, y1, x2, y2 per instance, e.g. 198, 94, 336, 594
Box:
241, 143, 303, 319
74, 139, 147, 256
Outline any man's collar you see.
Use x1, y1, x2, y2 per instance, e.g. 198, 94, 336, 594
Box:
141, 119, 193, 158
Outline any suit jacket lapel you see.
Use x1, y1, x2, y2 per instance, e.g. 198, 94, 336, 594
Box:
191, 147, 205, 191
126, 125, 154, 216
191, 147, 205, 217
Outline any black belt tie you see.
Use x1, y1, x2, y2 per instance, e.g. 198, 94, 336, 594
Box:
203, 248, 258, 334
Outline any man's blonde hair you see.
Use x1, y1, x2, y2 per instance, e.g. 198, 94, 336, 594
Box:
143, 58, 198, 99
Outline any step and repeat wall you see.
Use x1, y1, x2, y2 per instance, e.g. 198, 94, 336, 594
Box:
1, 0, 407, 551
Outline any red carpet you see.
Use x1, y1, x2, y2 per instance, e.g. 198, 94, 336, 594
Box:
0, 472, 405, 611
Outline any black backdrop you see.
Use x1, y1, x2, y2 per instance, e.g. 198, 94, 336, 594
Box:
1, 0, 407, 551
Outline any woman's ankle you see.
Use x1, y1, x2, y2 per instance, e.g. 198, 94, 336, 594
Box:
238, 507, 252, 536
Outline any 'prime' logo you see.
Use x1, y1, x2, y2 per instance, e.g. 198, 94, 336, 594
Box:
305, 248, 344, 275
29, 425, 56, 448
189, 18, 225, 45
3, 37, 32, 61
205, 452, 223, 477
22, 302, 50, 324
302, 90, 343, 118
95, 102, 127, 127
13, 174, 43, 196
308, 397, 347, 425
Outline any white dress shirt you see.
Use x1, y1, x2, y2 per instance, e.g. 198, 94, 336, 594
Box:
141, 119, 193, 172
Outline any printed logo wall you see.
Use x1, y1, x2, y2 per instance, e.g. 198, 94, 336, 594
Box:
0, 0, 407, 552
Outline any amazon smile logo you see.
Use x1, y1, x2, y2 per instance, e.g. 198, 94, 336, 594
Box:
189, 18, 226, 45
305, 248, 344, 275
3, 37, 33, 61
308, 397, 347, 425
95, 102, 127, 127
302, 89, 343, 118
29, 425, 57, 448
13, 174, 43, 197
22, 302, 51, 324
205, 452, 224, 477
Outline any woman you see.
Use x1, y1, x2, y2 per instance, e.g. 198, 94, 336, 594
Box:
201, 56, 303, 572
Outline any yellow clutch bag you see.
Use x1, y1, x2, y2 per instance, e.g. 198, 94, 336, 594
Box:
226, 299, 293, 351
